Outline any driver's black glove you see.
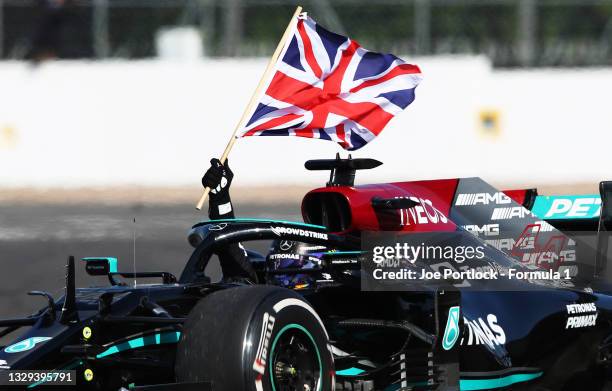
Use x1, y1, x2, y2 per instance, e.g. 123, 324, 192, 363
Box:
202, 158, 257, 283
202, 158, 234, 220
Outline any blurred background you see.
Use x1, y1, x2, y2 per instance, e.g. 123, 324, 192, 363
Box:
1, 0, 611, 318
2, 0, 612, 66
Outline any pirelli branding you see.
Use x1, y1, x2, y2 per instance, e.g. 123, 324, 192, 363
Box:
253, 312, 276, 375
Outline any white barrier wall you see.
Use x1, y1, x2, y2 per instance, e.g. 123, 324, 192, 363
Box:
0, 56, 610, 188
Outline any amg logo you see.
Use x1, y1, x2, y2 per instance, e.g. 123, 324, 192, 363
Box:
253, 312, 276, 375
462, 224, 500, 237
491, 207, 536, 220
455, 192, 511, 206
271, 226, 328, 240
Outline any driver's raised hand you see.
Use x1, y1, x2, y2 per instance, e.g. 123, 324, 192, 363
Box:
202, 158, 233, 196
202, 158, 234, 219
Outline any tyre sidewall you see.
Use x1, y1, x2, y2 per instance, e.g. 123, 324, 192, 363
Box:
243, 290, 334, 391
175, 286, 334, 391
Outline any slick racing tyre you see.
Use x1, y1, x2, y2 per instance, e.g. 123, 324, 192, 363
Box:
175, 285, 334, 391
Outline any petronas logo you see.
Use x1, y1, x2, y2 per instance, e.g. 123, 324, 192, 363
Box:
442, 306, 460, 350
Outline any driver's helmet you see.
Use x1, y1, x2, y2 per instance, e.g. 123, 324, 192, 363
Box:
266, 240, 327, 289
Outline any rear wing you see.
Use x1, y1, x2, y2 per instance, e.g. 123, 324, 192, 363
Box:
522, 182, 612, 280
532, 194, 601, 230
596, 182, 612, 278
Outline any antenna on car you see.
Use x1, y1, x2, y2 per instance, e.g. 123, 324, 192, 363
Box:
133, 217, 137, 288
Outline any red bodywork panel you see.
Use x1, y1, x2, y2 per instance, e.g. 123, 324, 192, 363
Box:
502, 189, 529, 206
301, 178, 536, 234
302, 179, 459, 233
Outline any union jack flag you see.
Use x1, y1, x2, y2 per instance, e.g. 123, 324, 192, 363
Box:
239, 14, 422, 150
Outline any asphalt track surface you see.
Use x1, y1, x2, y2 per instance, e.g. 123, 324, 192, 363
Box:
0, 203, 299, 320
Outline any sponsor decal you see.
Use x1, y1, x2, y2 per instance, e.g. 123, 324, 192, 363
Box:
279, 240, 293, 251
486, 238, 575, 266
208, 223, 228, 231
399, 198, 448, 226
456, 192, 511, 206
463, 223, 500, 237
253, 312, 276, 375
532, 195, 601, 220
271, 226, 328, 240
0, 359, 9, 369
442, 306, 460, 350
4, 337, 52, 354
269, 253, 300, 260
330, 258, 358, 265
461, 314, 506, 348
510, 224, 574, 269
486, 238, 576, 263
300, 245, 327, 251
566, 303, 598, 329
491, 206, 537, 220
567, 303, 597, 313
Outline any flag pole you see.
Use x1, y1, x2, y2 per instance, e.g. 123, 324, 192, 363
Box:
196, 5, 303, 210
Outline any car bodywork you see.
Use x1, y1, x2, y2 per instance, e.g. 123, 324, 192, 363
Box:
1, 158, 612, 390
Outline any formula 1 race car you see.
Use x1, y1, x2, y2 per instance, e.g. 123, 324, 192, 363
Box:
1, 156, 612, 391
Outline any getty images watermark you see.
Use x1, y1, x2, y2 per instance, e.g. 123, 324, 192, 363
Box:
361, 231, 576, 291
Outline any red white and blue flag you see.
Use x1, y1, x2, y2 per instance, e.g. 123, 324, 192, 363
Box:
239, 14, 422, 150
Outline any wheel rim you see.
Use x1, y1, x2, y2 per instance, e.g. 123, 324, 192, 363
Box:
269, 324, 322, 391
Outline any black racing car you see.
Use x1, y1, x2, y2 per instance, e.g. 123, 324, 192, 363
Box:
2, 157, 612, 391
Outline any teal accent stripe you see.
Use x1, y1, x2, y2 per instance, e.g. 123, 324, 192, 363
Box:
532, 195, 601, 219
96, 331, 181, 359
336, 367, 365, 376
324, 251, 365, 255
108, 258, 118, 273
203, 218, 327, 230
460, 371, 543, 390
27, 360, 83, 388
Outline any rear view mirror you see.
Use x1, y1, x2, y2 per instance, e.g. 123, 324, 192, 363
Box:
82, 257, 118, 276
